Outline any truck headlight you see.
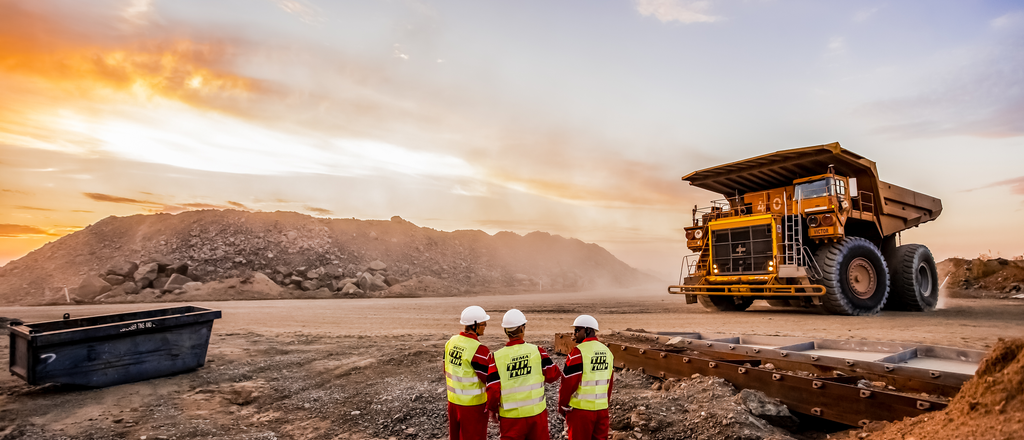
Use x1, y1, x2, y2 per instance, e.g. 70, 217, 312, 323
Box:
821, 214, 835, 226
807, 215, 820, 227
694, 229, 703, 239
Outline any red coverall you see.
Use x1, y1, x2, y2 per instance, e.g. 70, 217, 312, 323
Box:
486, 338, 562, 440
558, 337, 615, 440
446, 332, 494, 440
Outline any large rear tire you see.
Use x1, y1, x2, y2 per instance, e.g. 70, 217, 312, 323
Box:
698, 295, 754, 311
814, 237, 889, 315
885, 244, 939, 312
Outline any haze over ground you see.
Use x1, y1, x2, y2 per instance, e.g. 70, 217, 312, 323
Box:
1, 0, 1023, 281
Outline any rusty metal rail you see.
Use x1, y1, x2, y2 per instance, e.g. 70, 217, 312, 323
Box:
555, 333, 954, 427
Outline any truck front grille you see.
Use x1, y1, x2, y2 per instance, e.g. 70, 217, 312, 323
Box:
711, 224, 774, 275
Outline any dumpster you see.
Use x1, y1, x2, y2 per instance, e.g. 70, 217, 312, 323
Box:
8, 305, 221, 388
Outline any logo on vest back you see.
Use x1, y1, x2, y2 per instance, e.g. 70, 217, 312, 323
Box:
506, 354, 533, 378
590, 353, 609, 371
448, 345, 465, 365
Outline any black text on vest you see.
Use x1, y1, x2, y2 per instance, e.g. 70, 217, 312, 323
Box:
590, 354, 609, 371
507, 354, 533, 378
448, 345, 465, 365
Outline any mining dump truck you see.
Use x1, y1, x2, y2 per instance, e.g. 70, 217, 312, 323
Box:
667, 142, 942, 315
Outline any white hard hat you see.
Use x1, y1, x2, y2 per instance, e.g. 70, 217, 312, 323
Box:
572, 315, 599, 331
460, 306, 490, 325
502, 309, 528, 328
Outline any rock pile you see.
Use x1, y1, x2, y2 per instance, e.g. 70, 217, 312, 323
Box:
0, 210, 655, 305
75, 256, 203, 302
937, 257, 1024, 295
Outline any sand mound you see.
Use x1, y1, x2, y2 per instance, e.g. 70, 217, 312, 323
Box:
862, 338, 1024, 440
938, 257, 1024, 294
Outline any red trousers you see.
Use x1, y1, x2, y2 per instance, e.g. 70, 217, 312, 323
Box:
447, 402, 488, 440
499, 411, 550, 440
566, 408, 609, 440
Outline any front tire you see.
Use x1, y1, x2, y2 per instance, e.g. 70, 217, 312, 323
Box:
698, 295, 754, 311
885, 244, 939, 312
815, 237, 889, 315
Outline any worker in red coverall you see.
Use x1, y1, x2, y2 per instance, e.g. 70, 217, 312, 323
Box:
558, 315, 614, 440
487, 309, 562, 440
444, 306, 494, 440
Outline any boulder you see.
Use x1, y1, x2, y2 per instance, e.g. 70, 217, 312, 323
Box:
275, 266, 291, 276
384, 276, 401, 287
148, 254, 174, 272
152, 276, 171, 291
733, 389, 799, 430
306, 270, 320, 279
368, 260, 387, 271
167, 262, 189, 276
358, 272, 387, 292
161, 274, 192, 293
103, 274, 126, 286
300, 280, 320, 291
105, 261, 139, 278
288, 276, 304, 286
134, 263, 160, 285
273, 273, 285, 284
341, 283, 360, 295
186, 266, 201, 281
120, 281, 140, 295
76, 276, 113, 301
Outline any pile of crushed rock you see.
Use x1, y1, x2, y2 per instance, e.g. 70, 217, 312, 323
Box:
0, 210, 653, 305
938, 257, 1024, 295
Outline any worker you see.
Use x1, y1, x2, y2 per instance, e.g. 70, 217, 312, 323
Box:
487, 309, 562, 440
445, 306, 494, 440
558, 315, 614, 440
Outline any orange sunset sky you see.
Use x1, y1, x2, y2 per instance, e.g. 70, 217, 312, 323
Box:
2, 0, 1023, 281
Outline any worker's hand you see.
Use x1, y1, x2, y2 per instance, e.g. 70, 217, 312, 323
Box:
558, 406, 570, 417
488, 410, 499, 423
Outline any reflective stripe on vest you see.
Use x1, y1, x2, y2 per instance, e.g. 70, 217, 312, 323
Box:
569, 340, 613, 410
494, 343, 546, 418
444, 334, 486, 406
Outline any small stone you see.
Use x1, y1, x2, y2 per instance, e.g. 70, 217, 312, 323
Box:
113, 418, 124, 423
403, 428, 416, 434
691, 373, 702, 379
650, 382, 661, 391
871, 381, 886, 388
763, 363, 776, 370
351, 410, 361, 415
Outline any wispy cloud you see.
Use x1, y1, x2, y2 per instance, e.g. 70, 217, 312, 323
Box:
859, 17, 1024, 139
227, 201, 250, 210
0, 224, 59, 237
634, 0, 719, 24
13, 206, 55, 211
853, 7, 880, 23
304, 206, 333, 216
983, 175, 1024, 196
270, 0, 325, 24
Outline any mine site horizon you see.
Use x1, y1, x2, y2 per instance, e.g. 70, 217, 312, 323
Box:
1, 1, 1023, 440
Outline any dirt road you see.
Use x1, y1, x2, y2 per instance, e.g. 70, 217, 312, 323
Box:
6, 287, 1023, 347
2, 288, 1023, 439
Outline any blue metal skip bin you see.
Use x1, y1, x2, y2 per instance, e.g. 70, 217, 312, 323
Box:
8, 305, 221, 388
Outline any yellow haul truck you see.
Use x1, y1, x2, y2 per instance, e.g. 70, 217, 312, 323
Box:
668, 143, 943, 315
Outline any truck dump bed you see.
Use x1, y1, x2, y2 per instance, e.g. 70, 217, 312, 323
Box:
681, 142, 942, 236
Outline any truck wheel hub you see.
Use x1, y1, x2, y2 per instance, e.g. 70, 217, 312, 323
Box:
848, 257, 876, 299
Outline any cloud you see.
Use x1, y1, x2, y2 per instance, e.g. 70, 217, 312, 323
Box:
122, 0, 156, 25
270, 0, 325, 24
83, 192, 163, 207
13, 206, 55, 211
985, 175, 1024, 196
858, 20, 1024, 138
304, 206, 334, 216
853, 7, 880, 23
0, 224, 59, 238
227, 201, 250, 210
634, 0, 719, 24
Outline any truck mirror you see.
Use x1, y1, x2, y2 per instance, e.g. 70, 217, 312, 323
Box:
849, 178, 858, 196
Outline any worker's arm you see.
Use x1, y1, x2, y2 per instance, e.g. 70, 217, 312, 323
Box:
538, 346, 562, 384
485, 357, 501, 414
471, 345, 491, 384
558, 347, 583, 411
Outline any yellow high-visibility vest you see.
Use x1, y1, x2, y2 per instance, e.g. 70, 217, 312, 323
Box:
494, 343, 546, 418
444, 334, 487, 406
569, 340, 613, 410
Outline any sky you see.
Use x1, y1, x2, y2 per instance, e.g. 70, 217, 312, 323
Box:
1, 0, 1023, 281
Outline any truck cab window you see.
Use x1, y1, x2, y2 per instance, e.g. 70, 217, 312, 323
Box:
795, 178, 834, 200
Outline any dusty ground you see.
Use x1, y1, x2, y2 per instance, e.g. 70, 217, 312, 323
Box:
2, 287, 1023, 439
